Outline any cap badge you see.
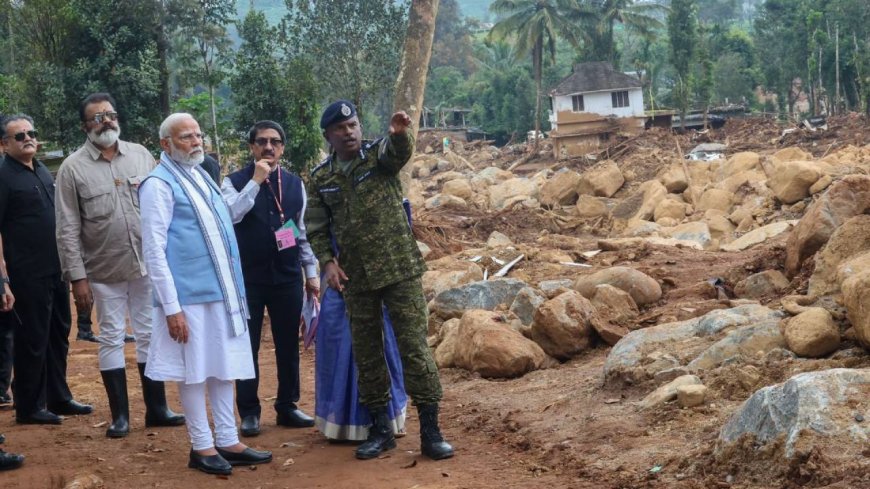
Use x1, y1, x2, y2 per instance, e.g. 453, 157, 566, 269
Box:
340, 104, 352, 116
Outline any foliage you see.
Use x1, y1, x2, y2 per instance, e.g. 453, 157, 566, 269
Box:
280, 0, 408, 124
668, 0, 697, 127
230, 8, 320, 172
577, 0, 666, 67
431, 0, 476, 74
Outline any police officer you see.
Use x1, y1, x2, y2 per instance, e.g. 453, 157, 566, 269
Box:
305, 100, 453, 461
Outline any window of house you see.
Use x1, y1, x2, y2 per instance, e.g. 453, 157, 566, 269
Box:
612, 90, 629, 108
572, 94, 584, 112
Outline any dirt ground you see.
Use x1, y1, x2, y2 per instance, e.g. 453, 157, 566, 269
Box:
2, 234, 864, 489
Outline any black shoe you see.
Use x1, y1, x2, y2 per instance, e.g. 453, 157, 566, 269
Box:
138, 363, 185, 427
76, 331, 98, 342
240, 415, 260, 437
124, 334, 135, 343
188, 450, 232, 475
0, 393, 10, 406
355, 407, 396, 460
101, 368, 130, 438
0, 433, 4, 444
276, 409, 314, 428
48, 399, 94, 416
0, 450, 24, 471
16, 409, 62, 425
418, 403, 454, 460
215, 446, 272, 466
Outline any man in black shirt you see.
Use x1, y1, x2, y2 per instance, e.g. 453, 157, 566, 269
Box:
0, 114, 92, 424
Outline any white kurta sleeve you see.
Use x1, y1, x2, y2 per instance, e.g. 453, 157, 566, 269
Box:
220, 177, 259, 224
139, 177, 182, 316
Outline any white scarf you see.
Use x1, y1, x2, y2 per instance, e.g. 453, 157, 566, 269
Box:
159, 152, 248, 336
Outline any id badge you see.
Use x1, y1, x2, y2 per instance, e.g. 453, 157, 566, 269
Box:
275, 228, 297, 250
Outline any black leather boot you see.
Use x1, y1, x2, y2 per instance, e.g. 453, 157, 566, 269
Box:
138, 363, 185, 427
355, 407, 396, 460
417, 403, 454, 460
101, 368, 130, 438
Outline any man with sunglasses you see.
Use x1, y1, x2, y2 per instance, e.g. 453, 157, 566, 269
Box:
55, 93, 185, 438
220, 120, 319, 437
0, 114, 93, 424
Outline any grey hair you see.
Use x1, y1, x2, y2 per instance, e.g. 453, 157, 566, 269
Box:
159, 113, 196, 139
1, 114, 34, 138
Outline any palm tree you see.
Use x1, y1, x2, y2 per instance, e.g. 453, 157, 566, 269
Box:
488, 0, 585, 149
580, 0, 666, 66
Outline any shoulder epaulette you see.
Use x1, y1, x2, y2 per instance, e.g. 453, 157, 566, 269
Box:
310, 155, 332, 177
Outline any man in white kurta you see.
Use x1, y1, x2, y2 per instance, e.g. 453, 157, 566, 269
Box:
139, 113, 271, 476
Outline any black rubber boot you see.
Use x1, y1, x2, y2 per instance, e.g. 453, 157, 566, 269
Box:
355, 407, 396, 460
418, 403, 454, 460
101, 368, 130, 438
137, 363, 185, 427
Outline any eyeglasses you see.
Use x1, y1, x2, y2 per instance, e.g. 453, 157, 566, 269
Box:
89, 111, 118, 124
3, 130, 38, 142
254, 137, 284, 147
176, 132, 204, 143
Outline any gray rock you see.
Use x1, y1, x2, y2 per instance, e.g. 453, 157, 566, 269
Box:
432, 278, 528, 319
604, 304, 783, 384
686, 320, 786, 371
509, 287, 546, 325
538, 279, 574, 298
718, 368, 870, 458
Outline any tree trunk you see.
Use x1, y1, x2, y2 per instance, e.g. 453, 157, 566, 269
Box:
393, 0, 440, 195
208, 83, 221, 165
156, 3, 171, 118
533, 36, 542, 151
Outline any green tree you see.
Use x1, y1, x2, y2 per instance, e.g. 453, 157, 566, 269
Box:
168, 0, 236, 162
488, 0, 582, 148
230, 8, 320, 171
431, 0, 475, 74
579, 0, 665, 67
668, 0, 697, 130
280, 0, 408, 124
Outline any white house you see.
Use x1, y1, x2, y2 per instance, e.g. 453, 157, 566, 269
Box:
548, 62, 645, 159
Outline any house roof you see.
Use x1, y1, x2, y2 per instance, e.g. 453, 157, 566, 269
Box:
551, 62, 642, 96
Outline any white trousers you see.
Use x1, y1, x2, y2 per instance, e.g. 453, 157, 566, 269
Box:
179, 378, 239, 450
91, 276, 153, 370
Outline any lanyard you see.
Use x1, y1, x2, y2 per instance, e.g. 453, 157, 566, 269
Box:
264, 168, 285, 224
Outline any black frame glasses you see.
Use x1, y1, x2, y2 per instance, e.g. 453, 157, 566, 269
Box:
90, 111, 118, 124
253, 137, 284, 147
3, 130, 38, 142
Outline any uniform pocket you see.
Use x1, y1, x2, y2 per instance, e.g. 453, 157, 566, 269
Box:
79, 184, 116, 220
128, 176, 144, 209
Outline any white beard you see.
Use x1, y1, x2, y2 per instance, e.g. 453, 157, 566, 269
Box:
88, 127, 120, 148
169, 143, 205, 167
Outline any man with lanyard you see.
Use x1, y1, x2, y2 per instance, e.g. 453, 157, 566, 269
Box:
221, 120, 319, 437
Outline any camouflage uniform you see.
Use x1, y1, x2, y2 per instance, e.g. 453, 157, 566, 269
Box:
305, 132, 442, 407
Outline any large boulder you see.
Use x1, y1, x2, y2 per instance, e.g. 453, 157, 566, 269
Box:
431, 278, 527, 319
770, 146, 812, 163
667, 221, 713, 250
577, 160, 624, 198
841, 262, 870, 349
785, 175, 870, 277
530, 290, 600, 360
489, 177, 538, 210
575, 195, 609, 218
767, 160, 822, 204
685, 319, 786, 371
807, 215, 870, 297
509, 287, 546, 326
422, 259, 484, 300
604, 305, 784, 384
718, 368, 870, 459
591, 284, 640, 328
782, 308, 840, 358
721, 221, 796, 252
540, 169, 581, 207
441, 178, 473, 200
433, 318, 461, 368
719, 152, 760, 177
611, 180, 667, 221
658, 163, 688, 193
573, 266, 662, 306
697, 188, 733, 213
653, 198, 688, 223
734, 270, 790, 299
454, 310, 550, 378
